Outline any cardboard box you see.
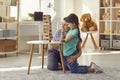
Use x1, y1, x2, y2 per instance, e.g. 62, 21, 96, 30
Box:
101, 39, 110, 48
0, 29, 16, 38
113, 40, 120, 47
0, 29, 4, 38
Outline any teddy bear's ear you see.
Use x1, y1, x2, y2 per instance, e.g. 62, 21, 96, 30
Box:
88, 13, 91, 18
87, 13, 90, 15
80, 15, 83, 22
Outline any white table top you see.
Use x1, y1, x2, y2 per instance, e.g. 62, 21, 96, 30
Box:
27, 40, 63, 44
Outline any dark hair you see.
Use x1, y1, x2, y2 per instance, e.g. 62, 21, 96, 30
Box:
65, 13, 82, 42
63, 17, 67, 21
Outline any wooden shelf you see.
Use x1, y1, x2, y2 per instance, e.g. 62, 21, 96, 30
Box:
99, 0, 120, 49
0, 0, 19, 55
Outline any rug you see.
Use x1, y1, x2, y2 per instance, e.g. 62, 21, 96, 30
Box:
0, 68, 120, 80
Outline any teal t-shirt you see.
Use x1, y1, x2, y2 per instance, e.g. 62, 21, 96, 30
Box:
63, 28, 79, 56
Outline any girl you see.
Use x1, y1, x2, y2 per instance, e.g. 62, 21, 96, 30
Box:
61, 13, 103, 73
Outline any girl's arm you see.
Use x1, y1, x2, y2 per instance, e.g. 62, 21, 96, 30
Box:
68, 41, 82, 64
61, 29, 78, 42
61, 34, 74, 42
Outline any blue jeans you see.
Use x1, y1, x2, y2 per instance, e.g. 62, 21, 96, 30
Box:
64, 50, 88, 73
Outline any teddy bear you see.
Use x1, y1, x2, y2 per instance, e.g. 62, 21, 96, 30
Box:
102, 0, 110, 7
115, 0, 120, 7
80, 13, 97, 32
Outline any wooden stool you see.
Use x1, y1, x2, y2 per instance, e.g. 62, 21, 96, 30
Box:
81, 31, 98, 49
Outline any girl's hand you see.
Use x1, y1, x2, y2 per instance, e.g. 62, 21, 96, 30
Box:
49, 44, 59, 49
60, 32, 65, 42
60, 38, 65, 42
68, 56, 76, 64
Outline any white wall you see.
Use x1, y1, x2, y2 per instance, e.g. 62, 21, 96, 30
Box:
64, 0, 75, 16
74, 0, 82, 16
75, 0, 99, 16
54, 0, 74, 18
52, 0, 62, 33
52, 0, 75, 34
